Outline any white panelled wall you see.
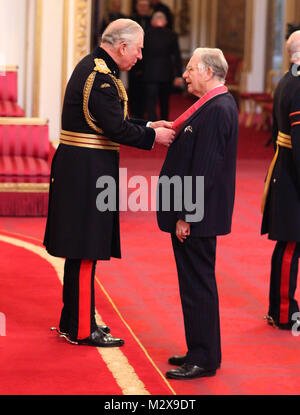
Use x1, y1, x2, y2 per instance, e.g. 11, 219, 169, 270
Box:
0, 0, 91, 142
246, 0, 268, 93
0, 0, 27, 107
39, 0, 64, 140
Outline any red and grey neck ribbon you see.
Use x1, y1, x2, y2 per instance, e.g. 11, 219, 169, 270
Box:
173, 85, 228, 133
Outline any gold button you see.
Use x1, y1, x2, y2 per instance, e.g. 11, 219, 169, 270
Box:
51, 178, 54, 183
273, 178, 276, 183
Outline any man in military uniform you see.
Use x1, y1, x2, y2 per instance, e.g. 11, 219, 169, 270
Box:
261, 30, 300, 330
44, 19, 175, 347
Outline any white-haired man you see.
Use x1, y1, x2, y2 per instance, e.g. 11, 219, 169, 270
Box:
261, 30, 300, 330
44, 19, 175, 347
157, 48, 239, 379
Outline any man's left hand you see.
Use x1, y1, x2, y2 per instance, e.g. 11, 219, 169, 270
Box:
176, 219, 190, 243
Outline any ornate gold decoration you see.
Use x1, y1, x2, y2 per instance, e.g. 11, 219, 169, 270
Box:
0, 65, 18, 72
261, 132, 292, 213
94, 58, 111, 74
60, 130, 120, 151
0, 183, 49, 193
82, 59, 128, 134
73, 0, 90, 67
83, 71, 104, 134
0, 117, 48, 125
33, 0, 43, 117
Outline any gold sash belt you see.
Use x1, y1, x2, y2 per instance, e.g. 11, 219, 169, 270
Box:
261, 131, 292, 213
59, 129, 120, 151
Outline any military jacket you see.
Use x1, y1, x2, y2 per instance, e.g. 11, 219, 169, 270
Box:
261, 65, 300, 241
44, 47, 155, 260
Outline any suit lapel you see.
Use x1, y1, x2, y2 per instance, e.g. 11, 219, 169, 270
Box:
173, 93, 229, 142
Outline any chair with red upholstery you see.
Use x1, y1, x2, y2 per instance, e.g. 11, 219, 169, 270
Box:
239, 70, 279, 128
0, 66, 25, 117
224, 54, 243, 97
0, 117, 50, 216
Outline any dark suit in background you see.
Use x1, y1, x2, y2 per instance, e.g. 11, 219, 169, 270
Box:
143, 22, 182, 121
129, 0, 152, 118
157, 92, 239, 372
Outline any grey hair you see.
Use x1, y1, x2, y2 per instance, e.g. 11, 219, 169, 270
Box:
193, 48, 228, 83
101, 18, 144, 47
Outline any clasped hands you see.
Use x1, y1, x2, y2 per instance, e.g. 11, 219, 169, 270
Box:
150, 120, 176, 147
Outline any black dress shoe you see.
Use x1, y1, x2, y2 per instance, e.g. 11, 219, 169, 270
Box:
58, 325, 111, 335
166, 363, 216, 380
76, 328, 124, 347
264, 315, 297, 330
98, 325, 110, 334
168, 355, 221, 369
168, 355, 187, 366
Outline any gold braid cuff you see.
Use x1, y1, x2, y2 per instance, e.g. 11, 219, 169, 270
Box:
261, 131, 292, 213
82, 58, 128, 135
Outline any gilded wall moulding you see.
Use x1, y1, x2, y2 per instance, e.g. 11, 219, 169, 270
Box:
74, 0, 90, 67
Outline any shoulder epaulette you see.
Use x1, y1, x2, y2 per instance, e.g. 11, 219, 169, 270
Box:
93, 58, 111, 74
82, 58, 128, 134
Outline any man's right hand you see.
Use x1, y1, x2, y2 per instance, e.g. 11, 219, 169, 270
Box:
154, 127, 176, 147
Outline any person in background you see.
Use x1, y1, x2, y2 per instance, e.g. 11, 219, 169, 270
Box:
150, 0, 173, 29
261, 30, 300, 331
131, 0, 152, 30
129, 0, 152, 118
100, 0, 126, 33
143, 11, 183, 121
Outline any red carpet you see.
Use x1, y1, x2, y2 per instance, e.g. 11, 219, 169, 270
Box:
1, 95, 300, 396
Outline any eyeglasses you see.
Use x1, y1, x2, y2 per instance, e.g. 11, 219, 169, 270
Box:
185, 64, 208, 74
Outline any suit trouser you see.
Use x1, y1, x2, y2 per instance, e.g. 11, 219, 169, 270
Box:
268, 241, 300, 327
59, 258, 98, 340
145, 82, 171, 121
171, 234, 221, 370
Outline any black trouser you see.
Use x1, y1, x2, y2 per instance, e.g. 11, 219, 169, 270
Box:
128, 76, 145, 119
59, 258, 98, 340
145, 82, 171, 121
171, 234, 221, 370
268, 241, 300, 327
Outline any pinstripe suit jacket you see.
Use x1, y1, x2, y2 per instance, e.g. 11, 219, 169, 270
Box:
157, 92, 239, 237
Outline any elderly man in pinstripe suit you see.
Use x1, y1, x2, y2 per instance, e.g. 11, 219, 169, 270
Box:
157, 48, 239, 379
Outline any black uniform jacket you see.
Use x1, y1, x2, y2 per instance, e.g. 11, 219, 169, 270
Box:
44, 47, 155, 260
261, 65, 300, 241
156, 92, 239, 237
